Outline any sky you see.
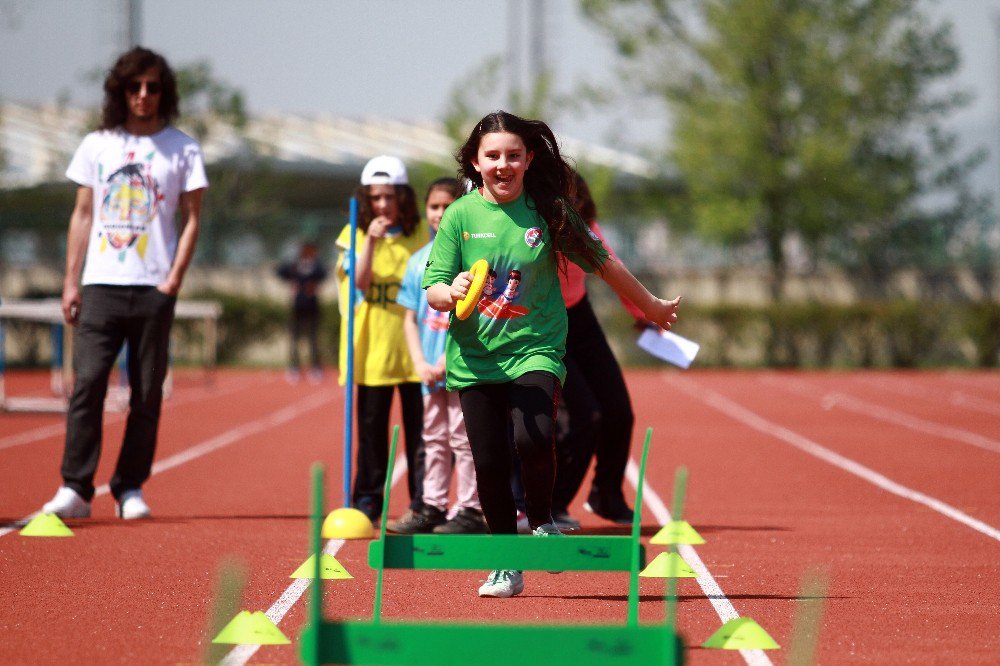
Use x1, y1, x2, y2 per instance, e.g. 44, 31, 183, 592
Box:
1, 0, 998, 193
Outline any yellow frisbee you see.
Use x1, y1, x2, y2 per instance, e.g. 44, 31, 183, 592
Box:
455, 259, 489, 320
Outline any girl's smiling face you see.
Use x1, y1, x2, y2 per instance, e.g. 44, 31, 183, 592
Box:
471, 131, 533, 204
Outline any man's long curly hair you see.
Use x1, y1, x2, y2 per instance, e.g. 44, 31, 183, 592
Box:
100, 47, 179, 130
457, 111, 605, 273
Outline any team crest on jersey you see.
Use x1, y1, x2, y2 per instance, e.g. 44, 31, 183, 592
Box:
524, 227, 542, 248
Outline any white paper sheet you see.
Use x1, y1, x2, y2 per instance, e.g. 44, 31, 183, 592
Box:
637, 328, 700, 369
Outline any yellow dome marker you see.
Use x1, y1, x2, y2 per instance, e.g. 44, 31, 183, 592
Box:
20, 513, 74, 537
291, 554, 353, 579
322, 507, 373, 540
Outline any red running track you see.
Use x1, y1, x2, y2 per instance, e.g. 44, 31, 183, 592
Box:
1, 369, 997, 664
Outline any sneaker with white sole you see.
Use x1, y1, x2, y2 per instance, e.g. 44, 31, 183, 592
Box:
533, 522, 564, 573
515, 510, 530, 534
117, 489, 151, 519
478, 569, 524, 598
42, 486, 91, 518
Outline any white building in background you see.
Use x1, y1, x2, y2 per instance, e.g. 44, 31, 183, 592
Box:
0, 101, 657, 189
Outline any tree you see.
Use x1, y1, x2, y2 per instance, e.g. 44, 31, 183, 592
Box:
582, 0, 991, 301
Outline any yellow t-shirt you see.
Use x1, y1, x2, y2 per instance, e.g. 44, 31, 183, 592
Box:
336, 220, 429, 386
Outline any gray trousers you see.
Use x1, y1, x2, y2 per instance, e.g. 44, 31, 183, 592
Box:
61, 285, 176, 501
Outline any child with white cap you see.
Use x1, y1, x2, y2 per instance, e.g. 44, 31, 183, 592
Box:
336, 155, 429, 522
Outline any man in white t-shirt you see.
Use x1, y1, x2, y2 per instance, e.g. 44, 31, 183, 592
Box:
41, 47, 208, 520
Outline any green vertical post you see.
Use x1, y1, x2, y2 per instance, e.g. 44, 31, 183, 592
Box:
666, 466, 688, 630
372, 425, 400, 624
309, 463, 324, 665
627, 427, 653, 626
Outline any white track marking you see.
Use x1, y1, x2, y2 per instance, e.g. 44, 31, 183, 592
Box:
759, 374, 1000, 454
626, 461, 774, 666
852, 375, 1000, 417
0, 388, 334, 538
672, 377, 1000, 543
820, 392, 1000, 454
0, 374, 279, 452
221, 458, 409, 665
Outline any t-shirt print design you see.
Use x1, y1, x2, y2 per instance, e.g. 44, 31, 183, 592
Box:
478, 267, 529, 320
98, 151, 163, 262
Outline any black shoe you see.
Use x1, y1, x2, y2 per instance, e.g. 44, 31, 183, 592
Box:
354, 496, 381, 524
583, 490, 633, 525
386, 505, 447, 534
433, 508, 489, 534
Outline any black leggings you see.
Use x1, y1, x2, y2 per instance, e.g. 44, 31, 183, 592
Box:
552, 296, 635, 510
459, 371, 560, 534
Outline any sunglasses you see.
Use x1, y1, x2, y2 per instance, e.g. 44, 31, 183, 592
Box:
125, 80, 162, 95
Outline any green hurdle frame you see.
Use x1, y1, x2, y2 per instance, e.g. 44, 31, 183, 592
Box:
301, 427, 684, 665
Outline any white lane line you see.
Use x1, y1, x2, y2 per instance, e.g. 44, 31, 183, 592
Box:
221, 458, 409, 665
672, 377, 1000, 543
0, 388, 335, 538
0, 375, 280, 452
758, 374, 1000, 455
851, 375, 1000, 418
821, 392, 1000, 454
626, 461, 773, 666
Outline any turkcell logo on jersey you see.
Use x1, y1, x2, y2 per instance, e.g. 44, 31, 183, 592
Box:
524, 227, 542, 248
99, 153, 161, 262
463, 231, 496, 241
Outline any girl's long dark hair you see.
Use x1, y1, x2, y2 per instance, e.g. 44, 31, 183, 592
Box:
100, 47, 179, 130
457, 111, 605, 272
354, 184, 421, 236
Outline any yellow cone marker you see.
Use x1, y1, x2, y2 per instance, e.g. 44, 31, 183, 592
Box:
639, 551, 698, 578
211, 610, 290, 645
290, 554, 353, 579
322, 507, 373, 539
650, 520, 705, 545
20, 513, 74, 537
703, 617, 780, 650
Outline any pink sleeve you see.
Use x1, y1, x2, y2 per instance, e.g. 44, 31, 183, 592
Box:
588, 221, 646, 322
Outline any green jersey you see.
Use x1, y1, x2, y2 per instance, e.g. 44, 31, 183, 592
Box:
422, 190, 607, 390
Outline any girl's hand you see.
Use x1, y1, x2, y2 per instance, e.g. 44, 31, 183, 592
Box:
367, 215, 392, 239
415, 360, 439, 386
449, 271, 473, 305
645, 296, 682, 331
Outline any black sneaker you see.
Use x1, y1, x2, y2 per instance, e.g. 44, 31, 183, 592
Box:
583, 491, 633, 525
386, 505, 447, 534
433, 507, 489, 534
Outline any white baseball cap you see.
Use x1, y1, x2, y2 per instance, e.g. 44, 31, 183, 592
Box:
360, 155, 408, 185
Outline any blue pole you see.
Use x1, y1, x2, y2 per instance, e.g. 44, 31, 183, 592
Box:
343, 196, 358, 508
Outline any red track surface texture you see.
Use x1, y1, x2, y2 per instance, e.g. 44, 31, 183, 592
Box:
1, 369, 997, 664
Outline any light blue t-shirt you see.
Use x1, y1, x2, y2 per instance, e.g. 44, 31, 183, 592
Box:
397, 242, 450, 395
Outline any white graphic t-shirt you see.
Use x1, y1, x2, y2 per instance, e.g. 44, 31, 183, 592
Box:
66, 127, 208, 286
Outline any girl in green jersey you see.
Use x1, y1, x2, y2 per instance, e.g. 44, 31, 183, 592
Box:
423, 111, 681, 598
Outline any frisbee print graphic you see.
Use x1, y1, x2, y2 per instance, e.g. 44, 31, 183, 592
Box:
455, 259, 489, 320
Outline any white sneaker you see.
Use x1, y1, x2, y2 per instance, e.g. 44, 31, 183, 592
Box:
42, 486, 91, 518
515, 510, 530, 534
478, 569, 524, 598
117, 489, 151, 519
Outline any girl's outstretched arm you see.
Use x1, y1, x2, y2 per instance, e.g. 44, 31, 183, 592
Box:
599, 258, 682, 330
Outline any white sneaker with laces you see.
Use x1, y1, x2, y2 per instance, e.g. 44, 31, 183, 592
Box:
42, 486, 91, 518
117, 489, 151, 520
477, 569, 524, 598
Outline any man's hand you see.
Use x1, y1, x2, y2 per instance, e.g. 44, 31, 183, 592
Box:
62, 284, 81, 325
